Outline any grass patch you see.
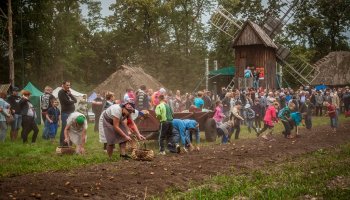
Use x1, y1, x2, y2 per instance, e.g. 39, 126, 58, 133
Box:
159, 144, 350, 200
0, 123, 112, 177
0, 116, 349, 178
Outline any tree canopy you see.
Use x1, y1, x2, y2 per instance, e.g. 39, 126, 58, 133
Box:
0, 0, 349, 92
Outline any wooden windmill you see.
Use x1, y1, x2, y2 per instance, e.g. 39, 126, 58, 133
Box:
210, 0, 320, 89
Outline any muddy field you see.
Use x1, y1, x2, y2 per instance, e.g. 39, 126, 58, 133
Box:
1, 122, 350, 200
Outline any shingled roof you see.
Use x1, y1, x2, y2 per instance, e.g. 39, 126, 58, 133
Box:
94, 65, 164, 99
311, 51, 350, 86
232, 20, 278, 49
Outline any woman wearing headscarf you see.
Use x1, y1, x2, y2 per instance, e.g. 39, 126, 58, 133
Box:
99, 102, 145, 159
64, 112, 87, 154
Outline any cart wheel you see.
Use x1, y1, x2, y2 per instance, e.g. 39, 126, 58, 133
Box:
205, 118, 217, 142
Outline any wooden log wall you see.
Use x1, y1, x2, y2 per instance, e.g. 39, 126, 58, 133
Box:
234, 45, 277, 89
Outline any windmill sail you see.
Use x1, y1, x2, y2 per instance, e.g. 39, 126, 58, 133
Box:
210, 1, 320, 88
277, 54, 320, 86
275, 43, 320, 86
210, 6, 244, 90
262, 0, 319, 86
262, 0, 302, 39
210, 6, 243, 39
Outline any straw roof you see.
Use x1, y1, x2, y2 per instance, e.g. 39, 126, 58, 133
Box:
311, 51, 350, 86
94, 65, 164, 100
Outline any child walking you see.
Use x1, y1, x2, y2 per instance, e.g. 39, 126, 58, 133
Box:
299, 98, 314, 130
257, 102, 279, 140
279, 102, 295, 139
46, 99, 60, 143
230, 101, 244, 140
252, 99, 263, 132
244, 104, 258, 134
213, 100, 225, 125
324, 101, 337, 133
290, 111, 302, 137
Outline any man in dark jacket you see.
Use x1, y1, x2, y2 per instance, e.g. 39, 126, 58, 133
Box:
58, 81, 77, 146
6, 87, 22, 141
343, 86, 350, 112
202, 90, 212, 110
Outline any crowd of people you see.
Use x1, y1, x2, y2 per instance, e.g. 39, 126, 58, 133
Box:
0, 80, 349, 159
212, 85, 350, 141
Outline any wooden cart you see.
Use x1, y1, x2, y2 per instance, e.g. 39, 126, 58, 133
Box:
135, 110, 217, 142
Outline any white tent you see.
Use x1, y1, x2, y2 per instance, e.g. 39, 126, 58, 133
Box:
52, 87, 86, 110
52, 87, 86, 98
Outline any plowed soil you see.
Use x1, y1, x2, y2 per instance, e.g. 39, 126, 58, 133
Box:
1, 122, 350, 200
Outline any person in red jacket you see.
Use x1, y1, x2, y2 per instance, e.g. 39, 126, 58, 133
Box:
257, 101, 279, 140
324, 101, 337, 133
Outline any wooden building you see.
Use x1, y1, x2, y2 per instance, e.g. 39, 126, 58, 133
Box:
232, 21, 278, 89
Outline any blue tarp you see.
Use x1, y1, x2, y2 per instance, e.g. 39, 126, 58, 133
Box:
88, 92, 97, 102
315, 85, 327, 91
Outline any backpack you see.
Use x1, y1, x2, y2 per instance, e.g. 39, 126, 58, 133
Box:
246, 108, 255, 119
278, 108, 285, 119
136, 90, 147, 110
40, 94, 51, 110
244, 70, 251, 78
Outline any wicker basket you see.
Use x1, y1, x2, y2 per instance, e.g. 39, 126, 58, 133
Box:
131, 143, 154, 161
126, 136, 138, 153
56, 146, 76, 155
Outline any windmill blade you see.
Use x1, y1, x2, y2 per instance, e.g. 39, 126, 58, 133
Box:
263, 0, 304, 39
276, 44, 290, 60
278, 52, 320, 86
210, 5, 243, 39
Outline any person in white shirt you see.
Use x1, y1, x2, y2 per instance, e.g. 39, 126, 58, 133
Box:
64, 112, 88, 154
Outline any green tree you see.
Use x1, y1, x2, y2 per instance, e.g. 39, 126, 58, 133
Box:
287, 0, 350, 61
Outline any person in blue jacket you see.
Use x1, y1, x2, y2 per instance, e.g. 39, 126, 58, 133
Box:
290, 111, 302, 137
169, 119, 195, 153
183, 119, 200, 151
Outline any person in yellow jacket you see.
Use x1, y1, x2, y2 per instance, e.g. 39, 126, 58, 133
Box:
155, 94, 173, 155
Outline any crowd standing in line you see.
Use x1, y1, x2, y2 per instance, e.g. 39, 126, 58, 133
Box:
1, 81, 349, 160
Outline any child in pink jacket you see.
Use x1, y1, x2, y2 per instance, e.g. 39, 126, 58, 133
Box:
257, 102, 279, 140
213, 100, 225, 125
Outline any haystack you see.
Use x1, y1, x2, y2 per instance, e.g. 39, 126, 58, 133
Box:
311, 51, 350, 86
94, 65, 164, 100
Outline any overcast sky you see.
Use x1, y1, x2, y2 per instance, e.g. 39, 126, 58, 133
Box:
99, 0, 114, 16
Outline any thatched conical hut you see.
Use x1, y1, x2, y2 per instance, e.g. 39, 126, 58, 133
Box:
94, 65, 164, 100
311, 51, 350, 86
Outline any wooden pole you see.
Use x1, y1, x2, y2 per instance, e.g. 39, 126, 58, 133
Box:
8, 0, 15, 86
205, 58, 209, 91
